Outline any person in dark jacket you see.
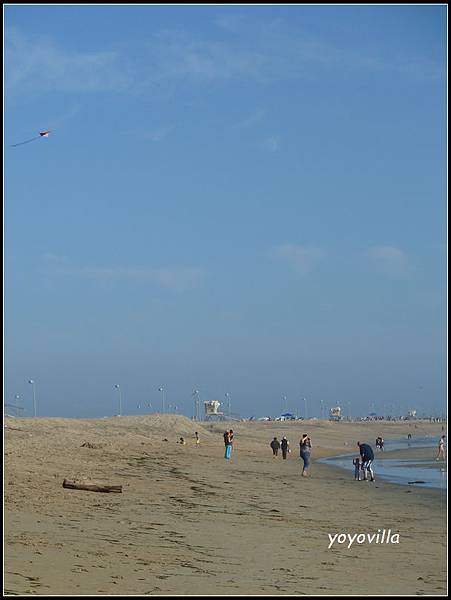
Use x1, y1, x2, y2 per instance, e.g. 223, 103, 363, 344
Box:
281, 436, 290, 459
357, 441, 375, 481
270, 437, 281, 457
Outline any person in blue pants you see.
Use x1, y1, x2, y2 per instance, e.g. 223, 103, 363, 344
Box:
299, 434, 312, 476
224, 430, 232, 459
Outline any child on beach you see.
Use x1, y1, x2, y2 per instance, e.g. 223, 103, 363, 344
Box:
376, 437, 384, 451
353, 457, 362, 480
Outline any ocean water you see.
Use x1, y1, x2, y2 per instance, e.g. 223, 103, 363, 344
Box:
318, 436, 447, 490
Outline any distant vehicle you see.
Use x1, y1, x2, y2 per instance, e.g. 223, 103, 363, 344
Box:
257, 416, 271, 421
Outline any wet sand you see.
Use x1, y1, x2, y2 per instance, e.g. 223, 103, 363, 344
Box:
4, 416, 447, 595
375, 447, 447, 471
376, 447, 446, 462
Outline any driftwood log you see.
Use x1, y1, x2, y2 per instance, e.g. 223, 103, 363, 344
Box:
80, 442, 103, 449
62, 479, 122, 493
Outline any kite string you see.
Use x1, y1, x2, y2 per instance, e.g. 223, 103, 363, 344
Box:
11, 136, 40, 148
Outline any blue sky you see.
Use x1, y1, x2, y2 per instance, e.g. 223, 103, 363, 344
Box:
4, 5, 447, 419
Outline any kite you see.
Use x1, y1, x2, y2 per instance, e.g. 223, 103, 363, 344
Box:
11, 130, 51, 147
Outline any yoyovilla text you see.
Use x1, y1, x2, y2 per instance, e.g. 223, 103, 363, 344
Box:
328, 529, 400, 549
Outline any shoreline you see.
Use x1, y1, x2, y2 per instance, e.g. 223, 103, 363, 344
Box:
318, 439, 447, 491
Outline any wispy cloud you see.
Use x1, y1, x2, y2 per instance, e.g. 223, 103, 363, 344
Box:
261, 135, 281, 153
142, 29, 274, 84
6, 15, 444, 98
396, 57, 445, 82
43, 255, 204, 291
214, 14, 250, 34
367, 245, 411, 277
80, 266, 204, 291
214, 13, 444, 81
234, 107, 266, 128
5, 27, 132, 95
122, 124, 175, 142
273, 244, 325, 275
141, 125, 175, 142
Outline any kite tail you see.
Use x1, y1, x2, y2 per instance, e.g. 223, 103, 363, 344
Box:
10, 136, 40, 147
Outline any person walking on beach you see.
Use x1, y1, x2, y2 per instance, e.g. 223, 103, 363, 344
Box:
353, 456, 362, 480
195, 431, 200, 446
270, 437, 281, 457
299, 434, 312, 477
357, 441, 375, 481
281, 436, 290, 459
436, 435, 446, 461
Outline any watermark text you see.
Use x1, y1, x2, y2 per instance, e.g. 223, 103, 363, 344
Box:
328, 529, 400, 549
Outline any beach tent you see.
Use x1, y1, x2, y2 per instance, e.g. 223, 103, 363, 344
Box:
278, 413, 296, 421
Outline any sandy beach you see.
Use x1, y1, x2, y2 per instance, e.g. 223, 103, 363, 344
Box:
4, 416, 447, 595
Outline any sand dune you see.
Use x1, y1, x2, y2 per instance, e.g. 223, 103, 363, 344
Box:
4, 416, 447, 595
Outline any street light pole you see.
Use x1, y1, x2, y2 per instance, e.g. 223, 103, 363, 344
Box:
114, 384, 122, 416
281, 395, 287, 414
28, 380, 37, 417
225, 393, 231, 419
192, 389, 199, 421
159, 386, 165, 413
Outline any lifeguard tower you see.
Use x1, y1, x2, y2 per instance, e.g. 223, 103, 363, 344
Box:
204, 400, 224, 421
329, 406, 342, 422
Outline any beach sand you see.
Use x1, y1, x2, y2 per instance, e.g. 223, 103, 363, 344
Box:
4, 416, 447, 595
